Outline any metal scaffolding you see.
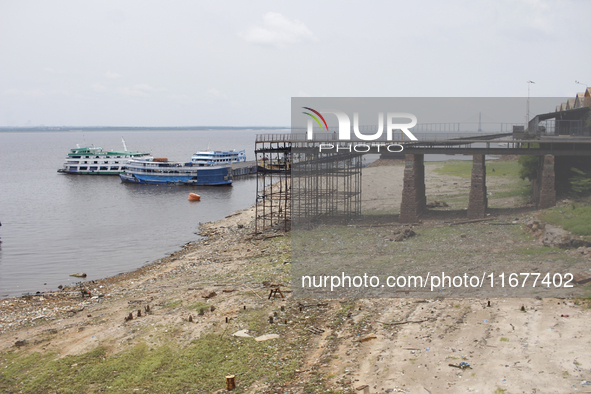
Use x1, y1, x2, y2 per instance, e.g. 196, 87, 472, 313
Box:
291, 145, 362, 226
255, 134, 291, 234
255, 134, 362, 233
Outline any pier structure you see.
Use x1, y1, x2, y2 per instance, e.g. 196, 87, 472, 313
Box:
230, 161, 257, 177
254, 135, 292, 233
254, 134, 363, 233
254, 130, 591, 232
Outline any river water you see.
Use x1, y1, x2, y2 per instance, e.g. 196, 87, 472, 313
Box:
0, 129, 273, 297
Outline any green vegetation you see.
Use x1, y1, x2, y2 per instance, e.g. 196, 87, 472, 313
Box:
433, 160, 473, 178
541, 204, 591, 236
186, 301, 210, 312
513, 245, 562, 255
518, 155, 538, 182
0, 321, 301, 394
433, 160, 531, 207
569, 168, 591, 195
433, 159, 524, 179
165, 299, 182, 308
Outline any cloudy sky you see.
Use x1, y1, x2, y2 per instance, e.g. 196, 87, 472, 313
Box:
1, 0, 589, 127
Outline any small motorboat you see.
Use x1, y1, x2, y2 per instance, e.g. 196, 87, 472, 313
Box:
188, 193, 201, 201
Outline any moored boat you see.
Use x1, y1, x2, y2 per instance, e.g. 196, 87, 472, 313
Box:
190, 149, 246, 166
57, 139, 151, 175
119, 157, 232, 185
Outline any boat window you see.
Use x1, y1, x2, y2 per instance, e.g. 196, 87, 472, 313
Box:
69, 167, 78, 171
93, 161, 98, 164
90, 166, 98, 171
80, 166, 88, 170
100, 166, 108, 171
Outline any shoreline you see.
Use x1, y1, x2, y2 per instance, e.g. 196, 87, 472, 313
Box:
0, 203, 257, 334
1, 160, 591, 393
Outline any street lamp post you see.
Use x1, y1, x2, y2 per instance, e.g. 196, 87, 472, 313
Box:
575, 80, 588, 89
526, 80, 535, 129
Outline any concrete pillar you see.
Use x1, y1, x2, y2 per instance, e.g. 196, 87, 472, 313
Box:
538, 155, 556, 208
467, 154, 487, 219
400, 154, 426, 223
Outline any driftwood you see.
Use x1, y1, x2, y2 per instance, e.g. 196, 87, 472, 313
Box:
448, 217, 495, 226
298, 303, 328, 309
249, 289, 264, 299
268, 288, 284, 299
376, 319, 430, 326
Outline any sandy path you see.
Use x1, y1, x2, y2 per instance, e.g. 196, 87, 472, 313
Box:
339, 298, 591, 393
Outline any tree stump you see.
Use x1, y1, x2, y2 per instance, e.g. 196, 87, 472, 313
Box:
225, 374, 236, 390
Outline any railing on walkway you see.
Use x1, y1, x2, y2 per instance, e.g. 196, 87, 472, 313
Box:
257, 132, 518, 143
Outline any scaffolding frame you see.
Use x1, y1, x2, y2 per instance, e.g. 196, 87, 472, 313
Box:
291, 144, 362, 226
255, 135, 291, 234
255, 135, 362, 233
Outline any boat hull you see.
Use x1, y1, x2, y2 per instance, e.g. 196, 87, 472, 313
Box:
120, 166, 232, 186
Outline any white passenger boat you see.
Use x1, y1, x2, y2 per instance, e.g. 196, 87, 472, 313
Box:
190, 149, 246, 166
57, 139, 151, 175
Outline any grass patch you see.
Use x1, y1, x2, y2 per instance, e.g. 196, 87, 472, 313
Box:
165, 299, 182, 308
540, 204, 591, 236
500, 337, 509, 342
490, 181, 531, 199
434, 160, 521, 179
513, 245, 562, 255
186, 301, 210, 312
0, 333, 300, 393
433, 160, 472, 178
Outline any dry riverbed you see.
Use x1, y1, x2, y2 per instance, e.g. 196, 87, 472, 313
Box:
1, 159, 591, 393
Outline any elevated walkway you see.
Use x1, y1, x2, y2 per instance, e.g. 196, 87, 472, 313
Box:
254, 132, 591, 231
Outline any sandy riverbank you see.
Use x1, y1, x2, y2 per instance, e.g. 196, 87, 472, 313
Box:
1, 160, 591, 393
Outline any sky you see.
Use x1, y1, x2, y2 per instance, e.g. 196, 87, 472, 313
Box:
1, 0, 590, 127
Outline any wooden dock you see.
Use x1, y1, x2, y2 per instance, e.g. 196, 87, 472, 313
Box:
232, 161, 257, 177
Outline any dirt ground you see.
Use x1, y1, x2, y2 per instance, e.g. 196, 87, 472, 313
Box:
1, 160, 591, 393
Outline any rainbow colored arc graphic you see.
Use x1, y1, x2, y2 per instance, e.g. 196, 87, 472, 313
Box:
302, 107, 328, 131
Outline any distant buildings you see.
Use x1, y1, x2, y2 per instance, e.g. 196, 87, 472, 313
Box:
530, 88, 591, 136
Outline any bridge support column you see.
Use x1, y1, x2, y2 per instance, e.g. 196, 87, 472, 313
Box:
537, 155, 556, 209
400, 154, 426, 223
468, 155, 487, 219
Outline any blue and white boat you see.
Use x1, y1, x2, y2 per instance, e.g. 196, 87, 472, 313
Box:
190, 149, 246, 166
119, 157, 232, 186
